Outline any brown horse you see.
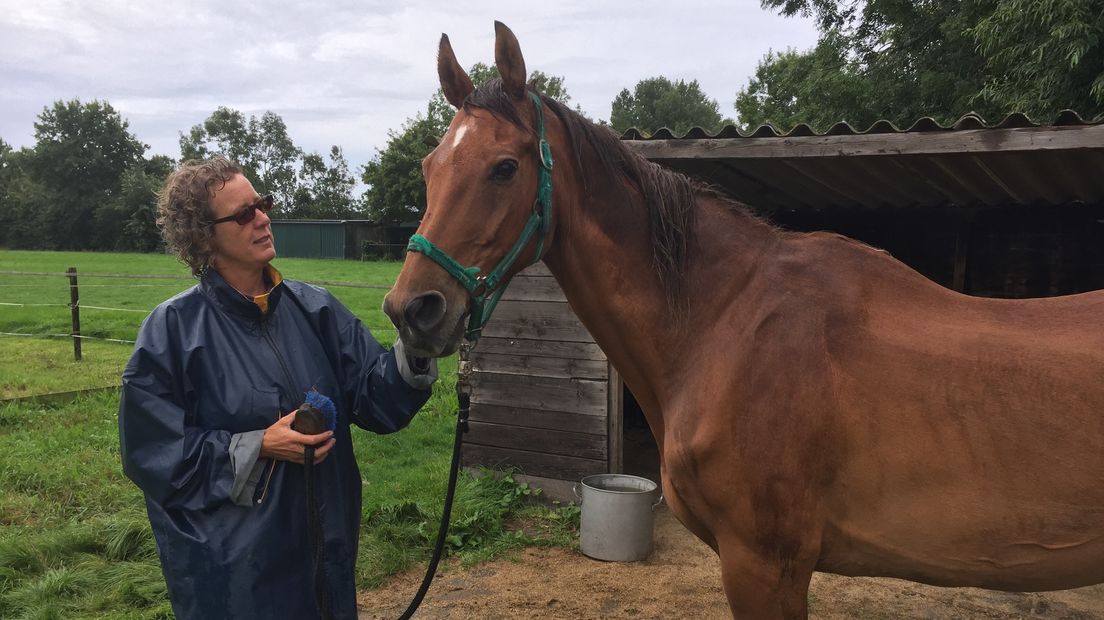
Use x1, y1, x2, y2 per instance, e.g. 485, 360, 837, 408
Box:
383, 22, 1104, 619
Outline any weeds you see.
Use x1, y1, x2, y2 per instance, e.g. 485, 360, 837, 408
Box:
357, 469, 579, 586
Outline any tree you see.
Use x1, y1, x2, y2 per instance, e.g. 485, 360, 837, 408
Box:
736, 32, 881, 132
972, 0, 1104, 116
115, 155, 175, 252
0, 168, 52, 249
0, 137, 12, 207
180, 107, 302, 210
739, 0, 1104, 131
0, 139, 34, 247
251, 112, 301, 210
361, 62, 574, 223
360, 115, 439, 223
29, 99, 147, 249
179, 107, 252, 164
609, 77, 731, 136
292, 146, 358, 219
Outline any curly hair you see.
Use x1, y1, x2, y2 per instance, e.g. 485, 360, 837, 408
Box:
157, 156, 243, 278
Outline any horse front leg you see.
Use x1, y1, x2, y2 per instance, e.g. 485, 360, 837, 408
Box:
715, 535, 819, 619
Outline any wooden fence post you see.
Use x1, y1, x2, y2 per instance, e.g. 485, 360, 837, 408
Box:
67, 267, 81, 361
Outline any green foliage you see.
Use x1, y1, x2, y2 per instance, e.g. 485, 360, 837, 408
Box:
0, 137, 11, 203
610, 76, 731, 136
27, 100, 148, 250
180, 107, 303, 210
359, 114, 439, 224
361, 240, 393, 261
0, 102, 170, 252
0, 148, 52, 249
737, 32, 882, 131
292, 146, 359, 219
98, 156, 175, 253
972, 0, 1104, 116
360, 470, 557, 585
253, 112, 302, 210
5, 101, 353, 249
181, 107, 363, 220
745, 0, 1104, 131
360, 62, 573, 224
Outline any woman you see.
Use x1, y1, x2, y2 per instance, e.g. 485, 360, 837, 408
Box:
119, 156, 436, 619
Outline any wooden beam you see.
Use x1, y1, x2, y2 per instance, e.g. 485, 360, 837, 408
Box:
470, 403, 607, 434
625, 125, 1104, 160
462, 444, 606, 481
470, 371, 608, 415
482, 300, 595, 342
466, 421, 606, 460
468, 351, 609, 380
499, 275, 568, 302
471, 336, 606, 360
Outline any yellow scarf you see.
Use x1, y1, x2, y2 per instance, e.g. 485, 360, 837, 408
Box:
251, 265, 284, 314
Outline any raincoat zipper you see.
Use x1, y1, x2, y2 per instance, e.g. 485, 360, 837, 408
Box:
256, 318, 300, 505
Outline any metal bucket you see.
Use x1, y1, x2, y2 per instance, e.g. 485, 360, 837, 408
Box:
574, 474, 662, 562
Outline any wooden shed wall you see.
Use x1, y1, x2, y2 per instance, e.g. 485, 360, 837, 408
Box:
460, 263, 620, 492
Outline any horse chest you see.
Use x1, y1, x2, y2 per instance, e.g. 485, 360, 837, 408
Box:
658, 436, 740, 548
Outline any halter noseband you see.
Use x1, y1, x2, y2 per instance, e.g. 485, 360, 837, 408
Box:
406, 91, 554, 343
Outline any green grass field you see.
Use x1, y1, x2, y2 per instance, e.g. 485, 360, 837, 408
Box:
0, 250, 578, 618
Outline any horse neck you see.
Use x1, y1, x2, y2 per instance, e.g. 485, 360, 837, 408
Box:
542, 156, 777, 439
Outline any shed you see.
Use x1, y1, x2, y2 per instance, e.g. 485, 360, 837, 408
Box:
459, 112, 1104, 501
270, 220, 418, 260
271, 220, 347, 259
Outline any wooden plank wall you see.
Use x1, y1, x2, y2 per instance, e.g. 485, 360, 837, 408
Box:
461, 263, 614, 482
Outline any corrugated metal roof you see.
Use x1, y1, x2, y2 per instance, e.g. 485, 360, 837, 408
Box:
621, 111, 1104, 211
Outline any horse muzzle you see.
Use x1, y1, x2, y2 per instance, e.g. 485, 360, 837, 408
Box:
383, 289, 468, 358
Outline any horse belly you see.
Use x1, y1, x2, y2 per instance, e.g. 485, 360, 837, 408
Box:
818, 477, 1104, 590
819, 315, 1104, 591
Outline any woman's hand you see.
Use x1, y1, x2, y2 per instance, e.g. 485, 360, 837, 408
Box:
260, 410, 335, 465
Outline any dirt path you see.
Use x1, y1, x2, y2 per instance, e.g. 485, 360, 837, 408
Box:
360, 506, 1104, 619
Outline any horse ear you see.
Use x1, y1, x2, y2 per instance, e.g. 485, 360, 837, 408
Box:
493, 21, 527, 99
438, 33, 474, 108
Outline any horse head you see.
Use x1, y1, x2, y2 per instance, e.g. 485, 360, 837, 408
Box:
383, 22, 558, 357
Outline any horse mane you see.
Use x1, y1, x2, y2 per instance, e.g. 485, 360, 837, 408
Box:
464, 78, 754, 296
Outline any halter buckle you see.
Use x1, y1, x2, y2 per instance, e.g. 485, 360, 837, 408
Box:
470, 276, 489, 297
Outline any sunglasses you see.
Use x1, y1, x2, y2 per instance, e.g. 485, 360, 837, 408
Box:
211, 194, 275, 226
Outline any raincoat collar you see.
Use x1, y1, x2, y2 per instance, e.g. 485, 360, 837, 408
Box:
200, 265, 284, 321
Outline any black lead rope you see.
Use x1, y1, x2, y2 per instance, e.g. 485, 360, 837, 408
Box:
398, 383, 470, 620
295, 380, 469, 620
304, 443, 333, 619
293, 404, 334, 620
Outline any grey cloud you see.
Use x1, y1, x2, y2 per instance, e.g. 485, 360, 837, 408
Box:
0, 1, 818, 171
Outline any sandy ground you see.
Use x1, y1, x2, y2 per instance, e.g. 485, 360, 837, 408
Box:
359, 506, 1104, 619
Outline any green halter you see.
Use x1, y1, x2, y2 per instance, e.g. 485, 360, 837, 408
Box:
406, 92, 554, 343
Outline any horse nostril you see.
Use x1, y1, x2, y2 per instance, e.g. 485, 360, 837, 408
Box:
403, 292, 448, 333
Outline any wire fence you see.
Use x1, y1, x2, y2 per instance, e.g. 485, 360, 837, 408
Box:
0, 268, 401, 359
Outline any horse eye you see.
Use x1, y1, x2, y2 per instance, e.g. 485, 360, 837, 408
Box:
490, 160, 518, 181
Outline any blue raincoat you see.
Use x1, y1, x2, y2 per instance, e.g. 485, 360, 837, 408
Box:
119, 268, 433, 619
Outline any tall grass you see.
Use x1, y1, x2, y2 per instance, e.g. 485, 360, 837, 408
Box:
0, 250, 579, 618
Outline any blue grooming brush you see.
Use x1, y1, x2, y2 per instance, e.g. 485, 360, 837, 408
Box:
303, 389, 337, 432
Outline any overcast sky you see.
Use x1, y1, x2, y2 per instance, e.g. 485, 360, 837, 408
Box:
1, 1, 819, 172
